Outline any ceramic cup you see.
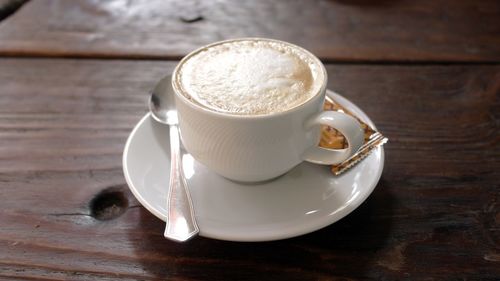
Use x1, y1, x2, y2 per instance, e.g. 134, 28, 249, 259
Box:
172, 38, 364, 182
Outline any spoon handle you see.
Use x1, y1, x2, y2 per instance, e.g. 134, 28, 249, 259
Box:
164, 124, 199, 242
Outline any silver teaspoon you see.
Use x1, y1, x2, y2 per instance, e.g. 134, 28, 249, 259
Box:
149, 75, 199, 242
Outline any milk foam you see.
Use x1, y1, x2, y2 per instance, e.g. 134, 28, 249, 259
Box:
175, 39, 324, 115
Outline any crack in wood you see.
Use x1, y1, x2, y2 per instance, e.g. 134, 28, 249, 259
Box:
47, 205, 140, 217
47, 212, 91, 217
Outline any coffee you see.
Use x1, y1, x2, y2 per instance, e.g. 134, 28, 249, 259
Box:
173, 39, 325, 115
172, 38, 364, 181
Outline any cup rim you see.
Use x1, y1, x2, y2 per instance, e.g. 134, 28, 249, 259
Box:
171, 37, 328, 120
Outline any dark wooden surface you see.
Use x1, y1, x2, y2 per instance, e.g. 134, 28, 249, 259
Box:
1, 59, 499, 280
0, 0, 499, 61
0, 0, 499, 280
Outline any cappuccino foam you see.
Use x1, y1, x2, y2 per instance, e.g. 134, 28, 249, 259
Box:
174, 39, 324, 115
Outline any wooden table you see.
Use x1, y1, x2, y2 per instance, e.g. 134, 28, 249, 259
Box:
0, 0, 498, 280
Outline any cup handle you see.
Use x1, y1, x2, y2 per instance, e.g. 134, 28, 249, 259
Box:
302, 111, 364, 165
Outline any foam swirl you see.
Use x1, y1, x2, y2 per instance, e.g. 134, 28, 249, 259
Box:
175, 39, 324, 115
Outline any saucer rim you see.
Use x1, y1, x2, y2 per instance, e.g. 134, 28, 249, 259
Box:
123, 90, 384, 241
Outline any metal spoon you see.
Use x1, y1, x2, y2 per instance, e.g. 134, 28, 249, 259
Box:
149, 75, 199, 242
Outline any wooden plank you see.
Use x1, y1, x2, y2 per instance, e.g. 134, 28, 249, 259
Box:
0, 0, 499, 61
0, 59, 499, 280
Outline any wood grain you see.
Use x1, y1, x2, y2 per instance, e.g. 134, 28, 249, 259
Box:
0, 59, 498, 280
0, 0, 499, 62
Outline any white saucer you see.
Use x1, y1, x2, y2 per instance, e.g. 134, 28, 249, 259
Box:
123, 90, 384, 242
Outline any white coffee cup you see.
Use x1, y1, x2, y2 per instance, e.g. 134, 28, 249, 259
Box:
172, 38, 364, 182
